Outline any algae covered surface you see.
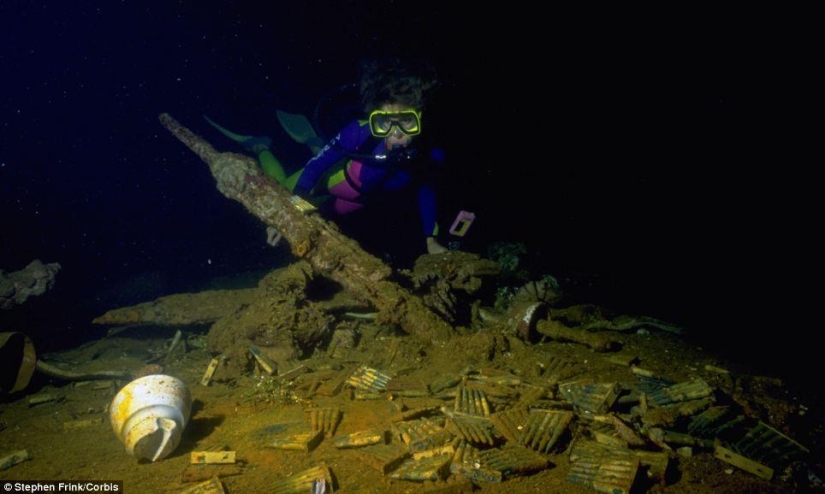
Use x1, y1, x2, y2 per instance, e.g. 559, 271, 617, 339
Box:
1, 259, 823, 494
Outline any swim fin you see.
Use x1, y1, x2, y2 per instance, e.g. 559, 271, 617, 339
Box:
203, 115, 272, 153
276, 110, 324, 154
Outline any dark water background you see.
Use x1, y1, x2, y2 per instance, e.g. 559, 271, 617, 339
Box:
1, 3, 811, 380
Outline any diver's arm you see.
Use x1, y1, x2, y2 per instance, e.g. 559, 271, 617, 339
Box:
293, 120, 366, 196
417, 184, 447, 254
420, 147, 448, 254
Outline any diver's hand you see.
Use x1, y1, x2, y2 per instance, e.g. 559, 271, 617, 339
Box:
426, 236, 448, 255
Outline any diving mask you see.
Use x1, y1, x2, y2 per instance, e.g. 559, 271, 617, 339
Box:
368, 109, 421, 137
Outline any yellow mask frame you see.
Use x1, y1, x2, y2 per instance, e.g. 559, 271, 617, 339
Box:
368, 109, 422, 137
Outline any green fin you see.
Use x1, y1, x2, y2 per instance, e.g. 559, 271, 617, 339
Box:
277, 110, 323, 153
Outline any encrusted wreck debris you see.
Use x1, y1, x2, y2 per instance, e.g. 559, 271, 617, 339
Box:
0, 259, 61, 310
41, 113, 812, 492
92, 288, 259, 327
230, 357, 813, 492
159, 112, 453, 345
13, 261, 822, 493
2, 99, 821, 493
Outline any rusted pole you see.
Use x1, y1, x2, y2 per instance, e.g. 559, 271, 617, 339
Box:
158, 113, 453, 344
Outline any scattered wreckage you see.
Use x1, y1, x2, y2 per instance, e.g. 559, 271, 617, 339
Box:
3, 114, 818, 492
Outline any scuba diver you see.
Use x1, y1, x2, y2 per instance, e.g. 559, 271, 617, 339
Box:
205, 57, 449, 257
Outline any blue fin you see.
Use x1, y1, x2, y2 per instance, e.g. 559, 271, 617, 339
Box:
276, 110, 323, 153
204, 115, 272, 152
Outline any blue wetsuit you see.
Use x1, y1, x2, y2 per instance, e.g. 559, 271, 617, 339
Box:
293, 119, 442, 237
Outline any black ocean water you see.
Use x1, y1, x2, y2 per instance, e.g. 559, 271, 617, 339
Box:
1, 3, 804, 381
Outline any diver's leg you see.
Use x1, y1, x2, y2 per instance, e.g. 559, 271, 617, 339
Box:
284, 169, 304, 193
256, 149, 288, 185
203, 115, 290, 184
325, 171, 364, 214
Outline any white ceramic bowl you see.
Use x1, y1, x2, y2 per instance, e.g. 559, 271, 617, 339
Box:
110, 374, 192, 461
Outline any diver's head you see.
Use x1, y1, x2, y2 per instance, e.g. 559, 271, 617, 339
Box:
359, 57, 438, 148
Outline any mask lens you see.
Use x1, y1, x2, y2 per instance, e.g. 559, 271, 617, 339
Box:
372, 114, 394, 135
397, 113, 419, 133
369, 111, 421, 137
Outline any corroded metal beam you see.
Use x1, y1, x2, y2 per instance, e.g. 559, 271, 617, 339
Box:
158, 113, 453, 344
